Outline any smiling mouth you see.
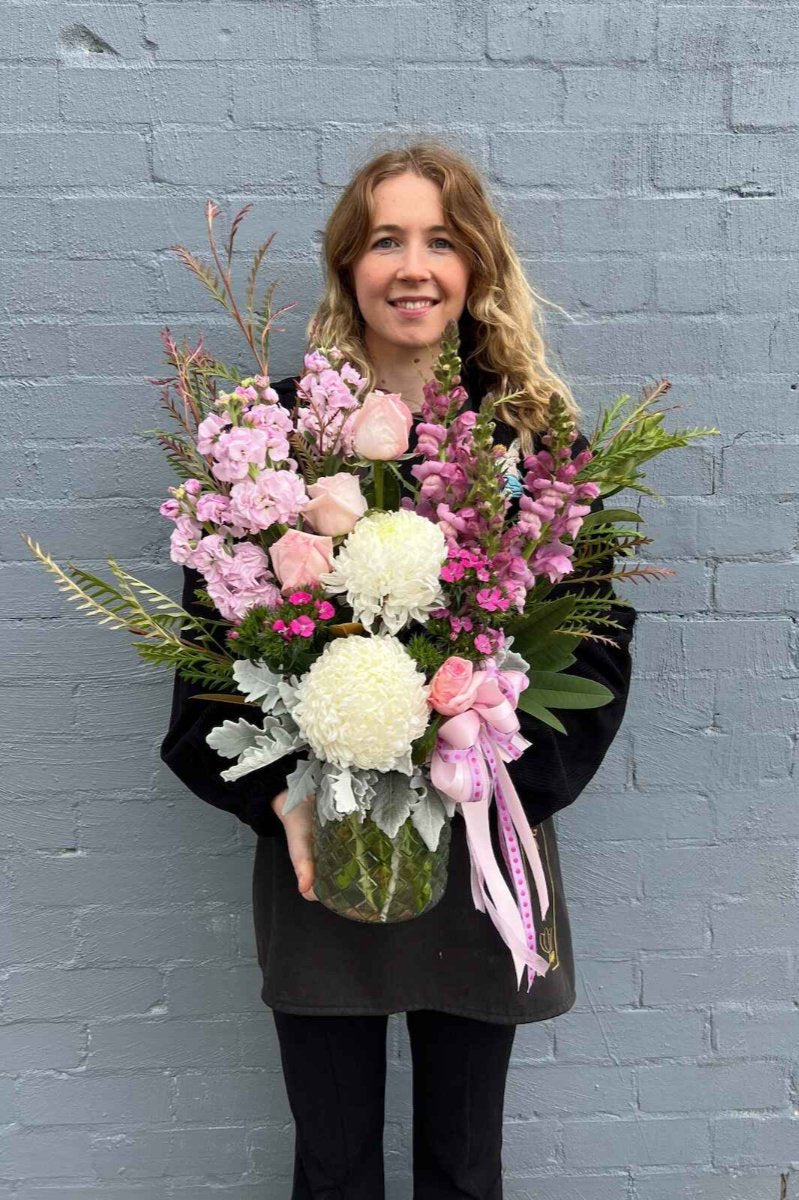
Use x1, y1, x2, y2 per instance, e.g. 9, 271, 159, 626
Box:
388, 300, 440, 311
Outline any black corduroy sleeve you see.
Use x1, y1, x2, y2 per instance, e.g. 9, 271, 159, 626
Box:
505, 434, 638, 828
159, 564, 301, 839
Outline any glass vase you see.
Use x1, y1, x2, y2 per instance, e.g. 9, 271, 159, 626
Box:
311, 806, 451, 923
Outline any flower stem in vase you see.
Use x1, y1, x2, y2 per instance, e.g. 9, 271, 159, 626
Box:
380, 828, 403, 922
351, 813, 379, 913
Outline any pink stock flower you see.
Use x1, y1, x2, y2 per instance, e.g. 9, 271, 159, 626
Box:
270, 528, 335, 593
190, 532, 228, 575
195, 491, 230, 524
339, 360, 366, 389
233, 385, 259, 403
208, 580, 282, 624
211, 426, 269, 483
169, 514, 203, 565
229, 469, 308, 533
208, 548, 281, 621
196, 410, 230, 455
294, 367, 361, 457
304, 349, 332, 373
244, 403, 293, 462
159, 498, 180, 520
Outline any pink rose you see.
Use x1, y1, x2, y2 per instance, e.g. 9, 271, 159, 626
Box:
302, 472, 368, 536
351, 391, 413, 460
269, 529, 335, 593
428, 656, 485, 717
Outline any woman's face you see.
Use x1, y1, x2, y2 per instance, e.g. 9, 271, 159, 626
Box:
350, 172, 472, 358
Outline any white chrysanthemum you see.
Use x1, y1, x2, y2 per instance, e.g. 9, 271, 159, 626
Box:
292, 635, 430, 772
321, 508, 448, 634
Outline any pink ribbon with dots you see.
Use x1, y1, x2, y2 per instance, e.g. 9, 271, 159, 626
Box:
430, 663, 551, 992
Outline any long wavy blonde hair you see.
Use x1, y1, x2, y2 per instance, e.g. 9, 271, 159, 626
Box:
306, 137, 582, 457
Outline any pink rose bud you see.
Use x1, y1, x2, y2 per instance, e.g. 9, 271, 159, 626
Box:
350, 391, 413, 460
428, 656, 485, 716
302, 472, 368, 536
269, 529, 335, 594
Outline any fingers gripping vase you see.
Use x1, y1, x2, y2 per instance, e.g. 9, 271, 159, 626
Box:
311, 807, 451, 923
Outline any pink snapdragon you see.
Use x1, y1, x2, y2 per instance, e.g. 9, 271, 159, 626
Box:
413, 420, 447, 458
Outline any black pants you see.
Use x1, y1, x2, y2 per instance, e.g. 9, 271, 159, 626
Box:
272, 1007, 517, 1200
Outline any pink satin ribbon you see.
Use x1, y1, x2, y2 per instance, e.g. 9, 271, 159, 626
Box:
430, 662, 551, 992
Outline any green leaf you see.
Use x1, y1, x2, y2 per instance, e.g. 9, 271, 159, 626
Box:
504, 595, 578, 643
579, 506, 642, 528
515, 690, 568, 733
519, 634, 581, 673
525, 670, 614, 710
412, 714, 443, 766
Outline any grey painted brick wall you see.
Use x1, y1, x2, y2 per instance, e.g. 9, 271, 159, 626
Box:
2, 0, 797, 1195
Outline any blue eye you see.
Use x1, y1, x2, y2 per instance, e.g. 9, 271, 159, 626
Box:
372, 237, 454, 249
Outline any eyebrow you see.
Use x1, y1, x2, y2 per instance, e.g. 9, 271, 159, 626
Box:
371, 224, 451, 234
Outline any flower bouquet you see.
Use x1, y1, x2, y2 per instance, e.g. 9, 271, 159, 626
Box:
24, 202, 719, 992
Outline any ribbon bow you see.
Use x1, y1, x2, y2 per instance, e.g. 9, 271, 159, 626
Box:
430, 662, 551, 992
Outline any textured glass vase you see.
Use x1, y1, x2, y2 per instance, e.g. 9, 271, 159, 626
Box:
311, 806, 451, 923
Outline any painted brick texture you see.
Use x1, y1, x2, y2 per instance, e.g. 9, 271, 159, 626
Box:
2, 0, 797, 1195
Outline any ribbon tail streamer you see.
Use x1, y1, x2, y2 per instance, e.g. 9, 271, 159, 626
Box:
459, 797, 551, 992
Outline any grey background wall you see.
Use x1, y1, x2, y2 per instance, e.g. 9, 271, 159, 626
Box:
2, 0, 797, 1196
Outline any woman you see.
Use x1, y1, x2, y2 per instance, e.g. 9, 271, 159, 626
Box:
161, 140, 638, 1199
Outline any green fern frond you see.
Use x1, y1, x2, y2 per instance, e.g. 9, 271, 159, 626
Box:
103, 566, 187, 618
23, 536, 142, 631
134, 639, 236, 689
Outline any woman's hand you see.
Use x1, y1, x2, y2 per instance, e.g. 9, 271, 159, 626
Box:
270, 789, 318, 902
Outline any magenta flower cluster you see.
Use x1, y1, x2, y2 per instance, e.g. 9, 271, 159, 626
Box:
270, 591, 337, 642
402, 377, 601, 654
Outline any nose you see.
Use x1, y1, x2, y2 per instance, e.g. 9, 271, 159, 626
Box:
396, 242, 432, 280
